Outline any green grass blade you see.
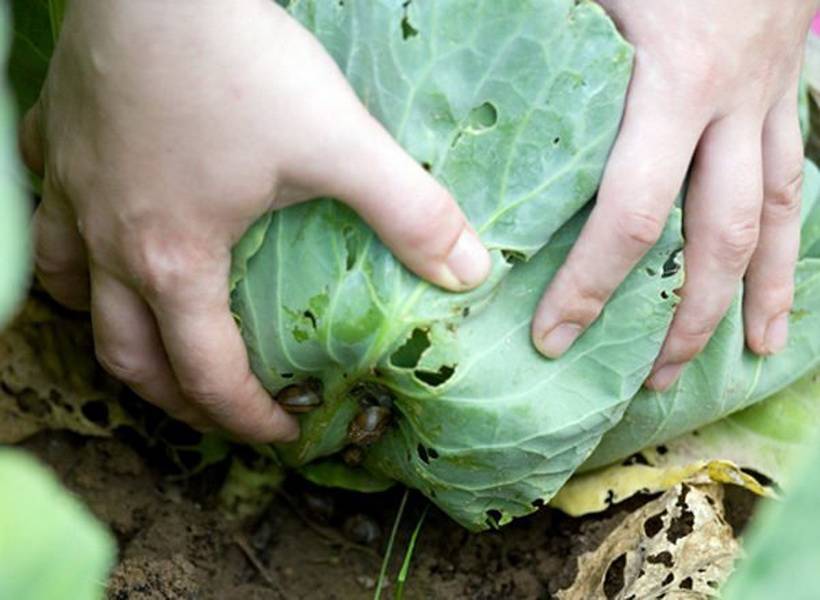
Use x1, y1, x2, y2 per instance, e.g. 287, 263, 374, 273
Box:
374, 488, 409, 600
395, 504, 429, 600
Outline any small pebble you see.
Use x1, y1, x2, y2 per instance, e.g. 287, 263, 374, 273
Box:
343, 514, 382, 545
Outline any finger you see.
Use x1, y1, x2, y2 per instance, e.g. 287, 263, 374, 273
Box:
318, 114, 492, 292
136, 245, 299, 443
743, 90, 804, 355
531, 79, 705, 358
19, 103, 45, 177
647, 114, 764, 391
90, 269, 212, 430
33, 179, 91, 310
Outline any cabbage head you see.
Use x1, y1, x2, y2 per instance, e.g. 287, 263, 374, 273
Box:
231, 0, 820, 530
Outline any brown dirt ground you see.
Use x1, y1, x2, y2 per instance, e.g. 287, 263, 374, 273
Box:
16, 429, 755, 600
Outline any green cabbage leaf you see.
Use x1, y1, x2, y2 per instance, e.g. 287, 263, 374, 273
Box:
231, 0, 820, 530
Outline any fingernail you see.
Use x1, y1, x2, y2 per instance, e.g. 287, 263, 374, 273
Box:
646, 363, 684, 391
763, 312, 789, 355
538, 323, 582, 358
444, 229, 491, 289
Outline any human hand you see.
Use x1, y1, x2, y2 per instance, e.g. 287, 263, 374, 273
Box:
531, 0, 816, 390
19, 0, 490, 441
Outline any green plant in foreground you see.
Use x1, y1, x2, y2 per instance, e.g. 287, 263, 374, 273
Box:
0, 451, 115, 600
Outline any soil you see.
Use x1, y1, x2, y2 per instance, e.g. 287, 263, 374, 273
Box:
17, 430, 756, 600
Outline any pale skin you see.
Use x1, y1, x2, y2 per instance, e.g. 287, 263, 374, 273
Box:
20, 0, 816, 442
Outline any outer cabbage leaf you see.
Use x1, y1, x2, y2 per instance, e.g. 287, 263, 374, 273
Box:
582, 160, 820, 470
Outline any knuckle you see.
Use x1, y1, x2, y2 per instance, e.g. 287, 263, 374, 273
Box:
559, 270, 607, 325
615, 208, 665, 249
179, 384, 230, 413
714, 218, 759, 270
764, 169, 803, 221
669, 323, 714, 362
34, 251, 77, 279
128, 234, 212, 300
404, 194, 462, 255
752, 280, 794, 315
96, 346, 151, 385
666, 52, 722, 99
178, 372, 249, 416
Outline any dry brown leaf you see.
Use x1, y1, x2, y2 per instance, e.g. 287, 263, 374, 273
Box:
557, 484, 739, 600
0, 295, 129, 443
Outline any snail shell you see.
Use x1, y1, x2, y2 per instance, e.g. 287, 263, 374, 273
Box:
347, 406, 391, 446
276, 384, 323, 414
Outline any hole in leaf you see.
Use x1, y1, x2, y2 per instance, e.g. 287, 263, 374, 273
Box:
81, 400, 110, 428
421, 161, 432, 172
603, 553, 627, 599
485, 509, 502, 528
400, 0, 419, 39
679, 577, 693, 590
390, 328, 431, 368
427, 448, 439, 459
401, 16, 419, 39
281, 373, 294, 379
177, 449, 204, 472
662, 249, 682, 278
656, 444, 668, 455
462, 306, 470, 318
414, 365, 455, 387
660, 290, 670, 300
465, 102, 498, 133
643, 510, 667, 538
553, 136, 560, 145
645, 267, 657, 276
159, 420, 203, 447
647, 551, 674, 568
622, 453, 650, 467
343, 225, 358, 270
304, 310, 317, 329
667, 485, 695, 543
531, 498, 545, 508
662, 573, 674, 586
417, 444, 429, 464
501, 249, 526, 265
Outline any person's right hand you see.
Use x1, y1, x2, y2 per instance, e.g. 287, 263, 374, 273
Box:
19, 0, 491, 442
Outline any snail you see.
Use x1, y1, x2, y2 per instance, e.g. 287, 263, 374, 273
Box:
276, 383, 323, 414
347, 405, 391, 446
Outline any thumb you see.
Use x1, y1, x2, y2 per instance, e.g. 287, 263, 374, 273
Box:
318, 115, 491, 292
19, 103, 45, 177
